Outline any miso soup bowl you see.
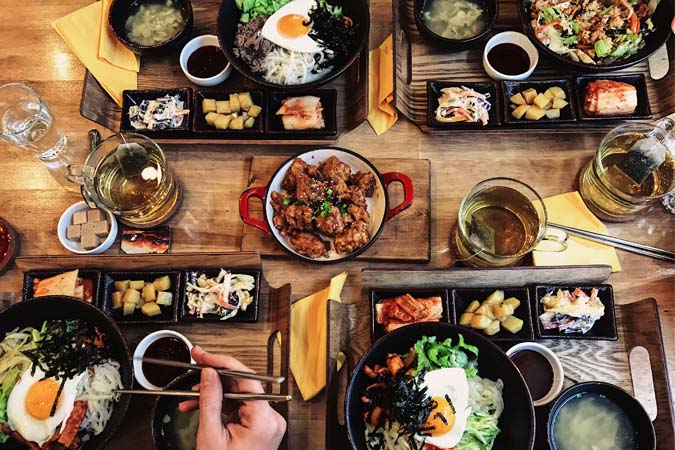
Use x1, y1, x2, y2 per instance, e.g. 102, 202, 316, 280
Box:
239, 147, 414, 264
548, 381, 656, 450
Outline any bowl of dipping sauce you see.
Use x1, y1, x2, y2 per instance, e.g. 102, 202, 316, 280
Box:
109, 0, 193, 55
483, 31, 538, 80
0, 217, 17, 275
180, 35, 232, 87
506, 342, 563, 407
548, 381, 655, 450
414, 0, 497, 50
134, 329, 194, 390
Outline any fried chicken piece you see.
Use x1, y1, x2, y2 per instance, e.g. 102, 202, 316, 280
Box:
281, 158, 311, 192
348, 204, 370, 223
319, 156, 352, 183
339, 186, 367, 208
290, 232, 328, 258
334, 220, 370, 254
271, 191, 290, 233
315, 205, 346, 236
349, 171, 376, 197
296, 175, 328, 204
284, 204, 313, 233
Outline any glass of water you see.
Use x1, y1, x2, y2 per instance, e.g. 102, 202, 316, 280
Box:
0, 82, 71, 166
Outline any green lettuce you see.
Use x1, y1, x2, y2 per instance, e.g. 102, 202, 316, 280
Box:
594, 39, 612, 58
235, 0, 292, 22
562, 35, 578, 45
540, 6, 560, 23
0, 367, 21, 443
456, 412, 502, 450
611, 33, 643, 58
411, 335, 478, 377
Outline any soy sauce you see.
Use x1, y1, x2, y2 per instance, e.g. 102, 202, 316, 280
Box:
142, 337, 191, 387
187, 45, 227, 78
487, 43, 530, 76
511, 349, 554, 401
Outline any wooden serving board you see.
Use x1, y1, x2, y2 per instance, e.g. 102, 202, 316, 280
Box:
393, 0, 675, 133
79, 0, 368, 145
12, 253, 293, 450
325, 265, 675, 450
240, 156, 432, 262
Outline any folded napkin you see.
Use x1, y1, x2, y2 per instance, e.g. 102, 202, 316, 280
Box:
98, 0, 140, 72
533, 191, 622, 272
290, 272, 347, 401
368, 35, 398, 135
53, 2, 137, 106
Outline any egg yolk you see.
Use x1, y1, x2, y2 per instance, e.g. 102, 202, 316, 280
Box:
277, 14, 310, 38
424, 396, 456, 436
25, 378, 62, 420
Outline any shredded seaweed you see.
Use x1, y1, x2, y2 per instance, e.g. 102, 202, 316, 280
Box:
305, 1, 358, 71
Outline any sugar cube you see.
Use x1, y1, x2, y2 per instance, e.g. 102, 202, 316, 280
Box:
81, 222, 95, 236
72, 211, 87, 225
87, 209, 105, 223
66, 224, 82, 240
93, 220, 110, 237
80, 233, 99, 250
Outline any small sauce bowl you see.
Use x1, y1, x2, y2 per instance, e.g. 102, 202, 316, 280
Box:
180, 35, 232, 87
483, 31, 539, 80
506, 342, 564, 407
133, 329, 194, 390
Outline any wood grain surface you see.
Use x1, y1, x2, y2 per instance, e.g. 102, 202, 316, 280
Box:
393, 0, 675, 132
241, 156, 432, 261
0, 0, 673, 449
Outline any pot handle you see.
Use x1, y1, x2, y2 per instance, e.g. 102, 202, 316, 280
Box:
239, 187, 270, 235
381, 172, 414, 221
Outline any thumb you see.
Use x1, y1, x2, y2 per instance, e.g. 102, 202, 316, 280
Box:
198, 368, 224, 431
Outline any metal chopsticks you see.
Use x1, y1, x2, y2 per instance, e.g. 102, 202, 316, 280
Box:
549, 222, 675, 263
137, 357, 285, 384
115, 389, 292, 402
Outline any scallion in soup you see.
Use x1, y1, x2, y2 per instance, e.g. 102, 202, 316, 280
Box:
420, 0, 486, 40
124, 0, 186, 46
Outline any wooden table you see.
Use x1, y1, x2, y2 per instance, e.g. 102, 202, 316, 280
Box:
0, 1, 673, 448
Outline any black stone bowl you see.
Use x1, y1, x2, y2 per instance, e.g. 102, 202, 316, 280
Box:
345, 322, 536, 450
109, 0, 193, 55
548, 381, 656, 450
0, 296, 132, 450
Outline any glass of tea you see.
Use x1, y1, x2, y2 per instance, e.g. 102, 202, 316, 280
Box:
66, 133, 182, 228
451, 178, 567, 267
579, 118, 675, 222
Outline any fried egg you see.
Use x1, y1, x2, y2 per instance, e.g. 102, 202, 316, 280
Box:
7, 366, 86, 446
260, 0, 323, 53
416, 367, 471, 449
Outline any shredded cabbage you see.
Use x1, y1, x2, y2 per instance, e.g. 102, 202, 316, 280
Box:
77, 360, 123, 437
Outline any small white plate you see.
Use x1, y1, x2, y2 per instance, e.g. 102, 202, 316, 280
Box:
57, 201, 117, 254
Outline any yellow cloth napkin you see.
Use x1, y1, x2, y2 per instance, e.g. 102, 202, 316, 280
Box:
98, 0, 140, 72
53, 2, 137, 106
290, 272, 347, 401
533, 192, 622, 272
368, 35, 398, 135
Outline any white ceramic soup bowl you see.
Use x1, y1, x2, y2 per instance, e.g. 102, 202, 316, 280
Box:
239, 147, 414, 263
483, 31, 539, 81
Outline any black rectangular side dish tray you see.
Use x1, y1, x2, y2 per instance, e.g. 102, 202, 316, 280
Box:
501, 79, 577, 126
192, 90, 264, 137
22, 269, 102, 307
426, 80, 501, 129
101, 271, 182, 325
370, 289, 451, 342
451, 287, 534, 342
266, 89, 338, 137
574, 74, 652, 121
120, 88, 194, 138
533, 284, 618, 341
180, 269, 261, 323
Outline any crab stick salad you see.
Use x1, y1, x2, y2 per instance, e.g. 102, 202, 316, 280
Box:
435, 86, 492, 126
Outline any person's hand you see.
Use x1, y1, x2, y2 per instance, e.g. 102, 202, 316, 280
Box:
178, 346, 286, 450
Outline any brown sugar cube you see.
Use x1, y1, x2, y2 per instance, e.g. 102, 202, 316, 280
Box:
93, 220, 110, 237
87, 209, 105, 223
72, 211, 88, 225
80, 232, 99, 250
66, 224, 82, 240
81, 222, 95, 236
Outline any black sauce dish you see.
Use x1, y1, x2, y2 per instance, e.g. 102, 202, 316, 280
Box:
217, 0, 369, 89
345, 322, 536, 450
414, 0, 498, 50
548, 381, 655, 450
109, 0, 193, 55
120, 88, 194, 139
427, 80, 501, 128
0, 296, 133, 450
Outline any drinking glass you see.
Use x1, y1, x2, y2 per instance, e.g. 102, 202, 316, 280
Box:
579, 118, 675, 222
451, 178, 567, 267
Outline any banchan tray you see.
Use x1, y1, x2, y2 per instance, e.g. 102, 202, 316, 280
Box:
324, 265, 674, 450
79, 0, 368, 145
392, 0, 675, 133
14, 253, 291, 450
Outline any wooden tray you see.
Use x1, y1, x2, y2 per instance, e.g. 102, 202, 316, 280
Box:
13, 253, 292, 450
240, 156, 432, 263
325, 265, 675, 450
79, 0, 368, 145
393, 0, 675, 133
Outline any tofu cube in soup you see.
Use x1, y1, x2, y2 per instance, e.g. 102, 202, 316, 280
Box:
66, 224, 82, 240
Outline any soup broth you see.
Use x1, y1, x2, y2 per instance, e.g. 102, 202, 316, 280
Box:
420, 0, 486, 39
552, 393, 636, 450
